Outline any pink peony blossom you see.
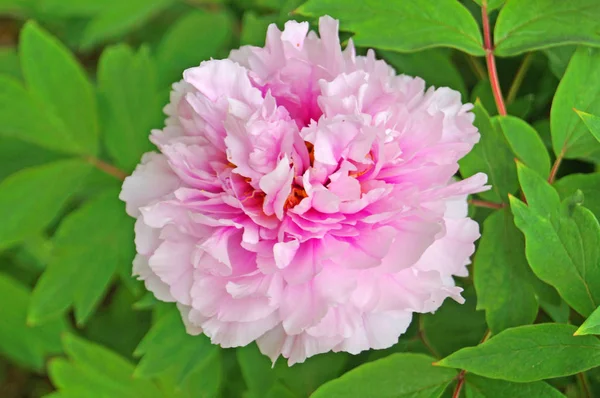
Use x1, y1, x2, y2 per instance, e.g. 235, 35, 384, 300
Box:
120, 16, 488, 365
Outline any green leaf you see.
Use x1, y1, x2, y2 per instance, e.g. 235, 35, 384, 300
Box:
20, 21, 98, 155
156, 10, 233, 88
465, 374, 564, 397
474, 209, 538, 334
311, 353, 456, 398
576, 110, 600, 144
97, 45, 162, 172
0, 160, 89, 251
555, 172, 600, 220
472, 0, 505, 12
437, 323, 600, 382
494, 0, 600, 57
38, 0, 118, 17
50, 334, 162, 398
240, 11, 276, 46
28, 190, 134, 325
576, 306, 600, 336
295, 0, 485, 56
0, 273, 66, 371
0, 136, 63, 182
495, 116, 551, 177
0, 47, 21, 80
511, 163, 600, 316
551, 47, 600, 161
459, 101, 518, 203
381, 49, 467, 98
134, 306, 218, 386
422, 287, 487, 357
543, 46, 576, 79
81, 0, 176, 50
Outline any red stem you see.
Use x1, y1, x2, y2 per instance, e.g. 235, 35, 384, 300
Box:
548, 151, 564, 184
452, 371, 466, 398
85, 156, 128, 181
481, 2, 507, 116
469, 199, 504, 210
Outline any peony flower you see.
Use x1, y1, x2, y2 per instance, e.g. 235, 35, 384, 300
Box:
120, 15, 488, 365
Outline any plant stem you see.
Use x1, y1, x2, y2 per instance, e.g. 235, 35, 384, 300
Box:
506, 53, 533, 104
469, 199, 504, 210
481, 2, 507, 116
548, 151, 564, 184
466, 54, 487, 81
85, 156, 128, 181
578, 372, 592, 398
452, 370, 466, 398
418, 316, 441, 358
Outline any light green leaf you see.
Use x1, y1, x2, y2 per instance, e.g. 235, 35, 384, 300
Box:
38, 0, 120, 17
422, 287, 487, 357
0, 273, 66, 371
551, 47, 600, 161
576, 110, 600, 144
459, 101, 518, 203
576, 306, 600, 336
511, 163, 600, 316
465, 374, 564, 397
312, 353, 456, 398
437, 324, 600, 382
474, 209, 538, 334
381, 49, 467, 98
49, 334, 162, 398
0, 0, 34, 15
134, 306, 218, 386
296, 0, 485, 56
97, 45, 162, 172
0, 47, 21, 79
495, 116, 551, 177
472, 0, 505, 12
494, 0, 600, 57
156, 10, 233, 88
0, 160, 89, 251
81, 0, 176, 50
28, 190, 134, 325
20, 21, 98, 155
555, 172, 600, 220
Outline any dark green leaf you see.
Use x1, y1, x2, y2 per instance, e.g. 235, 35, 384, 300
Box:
0, 47, 21, 80
551, 47, 600, 161
555, 173, 600, 221
465, 374, 564, 397
576, 306, 600, 336
511, 163, 600, 316
0, 160, 89, 251
0, 136, 63, 181
312, 353, 457, 398
156, 10, 233, 88
38, 0, 118, 17
381, 49, 467, 98
422, 287, 487, 357
494, 0, 600, 56
472, 0, 505, 12
98, 45, 162, 172
495, 116, 551, 177
240, 11, 276, 46
543, 46, 576, 79
81, 0, 176, 50
437, 323, 600, 382
0, 273, 66, 371
576, 110, 600, 144
296, 0, 485, 55
28, 190, 134, 325
459, 101, 518, 203
474, 208, 538, 334
20, 21, 98, 155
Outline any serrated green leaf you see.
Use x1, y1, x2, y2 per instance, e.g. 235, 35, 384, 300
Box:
495, 116, 551, 177
576, 110, 600, 144
0, 273, 66, 371
459, 101, 518, 203
29, 190, 134, 325
312, 353, 457, 398
576, 306, 600, 336
295, 0, 485, 56
474, 208, 538, 334
20, 21, 98, 155
50, 334, 161, 398
135, 306, 217, 386
555, 172, 600, 220
156, 10, 233, 88
494, 0, 600, 57
81, 0, 176, 50
465, 374, 564, 397
551, 47, 600, 161
97, 45, 162, 172
381, 49, 467, 98
422, 287, 487, 357
511, 163, 600, 316
437, 324, 600, 382
0, 160, 89, 251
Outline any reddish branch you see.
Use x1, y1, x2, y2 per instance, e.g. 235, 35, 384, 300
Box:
481, 2, 507, 116
85, 156, 128, 181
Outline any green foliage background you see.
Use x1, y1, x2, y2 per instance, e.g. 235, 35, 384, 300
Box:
1, 0, 600, 396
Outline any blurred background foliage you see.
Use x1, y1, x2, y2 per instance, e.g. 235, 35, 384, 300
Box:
0, 0, 597, 397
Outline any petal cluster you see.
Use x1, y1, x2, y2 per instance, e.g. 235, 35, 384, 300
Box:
120, 16, 488, 365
